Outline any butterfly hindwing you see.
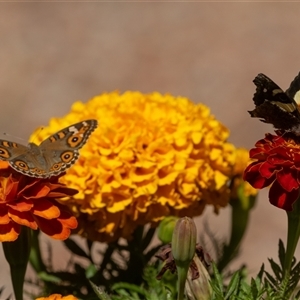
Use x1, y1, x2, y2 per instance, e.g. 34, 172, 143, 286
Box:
0, 140, 29, 160
249, 73, 300, 135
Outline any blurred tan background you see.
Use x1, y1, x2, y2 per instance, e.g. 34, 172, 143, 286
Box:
0, 3, 299, 297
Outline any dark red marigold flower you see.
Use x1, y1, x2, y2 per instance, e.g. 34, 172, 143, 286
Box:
243, 133, 300, 211
0, 161, 78, 241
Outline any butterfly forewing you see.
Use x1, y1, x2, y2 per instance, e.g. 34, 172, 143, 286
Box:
286, 72, 300, 105
40, 120, 97, 148
249, 73, 300, 135
0, 119, 98, 178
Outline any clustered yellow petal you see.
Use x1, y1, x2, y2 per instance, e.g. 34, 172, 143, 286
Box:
231, 147, 258, 198
33, 91, 238, 242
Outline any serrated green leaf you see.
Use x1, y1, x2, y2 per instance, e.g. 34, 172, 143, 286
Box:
250, 278, 259, 298
225, 271, 240, 299
212, 262, 224, 294
264, 271, 277, 288
278, 239, 285, 269
89, 280, 111, 299
257, 263, 264, 281
268, 258, 282, 279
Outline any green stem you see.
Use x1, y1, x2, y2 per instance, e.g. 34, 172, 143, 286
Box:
218, 187, 256, 272
284, 198, 300, 278
3, 226, 32, 300
29, 229, 46, 273
125, 226, 145, 285
176, 266, 188, 300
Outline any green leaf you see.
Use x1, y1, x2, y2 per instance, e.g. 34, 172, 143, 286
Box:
278, 239, 286, 269
86, 263, 98, 279
112, 282, 148, 298
264, 270, 277, 288
257, 264, 264, 281
89, 280, 111, 300
268, 258, 283, 280
211, 262, 225, 299
212, 262, 223, 293
37, 271, 61, 283
249, 278, 258, 299
224, 271, 240, 299
63, 238, 91, 260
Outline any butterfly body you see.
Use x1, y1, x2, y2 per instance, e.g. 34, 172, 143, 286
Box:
249, 73, 300, 135
0, 119, 98, 178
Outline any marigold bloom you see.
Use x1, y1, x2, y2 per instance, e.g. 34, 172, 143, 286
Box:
231, 148, 258, 199
33, 91, 237, 241
0, 161, 77, 241
36, 294, 78, 300
243, 133, 300, 211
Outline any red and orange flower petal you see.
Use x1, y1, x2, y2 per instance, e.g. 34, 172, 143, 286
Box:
0, 206, 10, 224
259, 161, 277, 179
276, 169, 298, 192
243, 162, 274, 189
32, 200, 61, 219
9, 209, 37, 229
0, 222, 20, 242
36, 294, 78, 300
269, 180, 300, 210
0, 163, 78, 241
244, 133, 300, 211
36, 211, 77, 240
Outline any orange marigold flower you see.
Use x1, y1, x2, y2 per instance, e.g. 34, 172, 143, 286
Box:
36, 294, 78, 300
243, 133, 300, 211
33, 91, 237, 242
0, 161, 78, 241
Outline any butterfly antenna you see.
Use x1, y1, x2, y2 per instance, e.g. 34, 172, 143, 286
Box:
3, 132, 26, 143
276, 130, 289, 140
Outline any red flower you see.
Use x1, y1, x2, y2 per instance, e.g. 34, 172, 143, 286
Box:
243, 133, 300, 211
0, 161, 78, 241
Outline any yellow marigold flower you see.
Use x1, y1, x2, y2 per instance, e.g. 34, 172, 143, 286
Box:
32, 91, 237, 242
36, 294, 78, 300
231, 147, 258, 198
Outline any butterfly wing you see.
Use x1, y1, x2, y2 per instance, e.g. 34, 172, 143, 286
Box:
39, 119, 98, 177
0, 119, 98, 178
286, 72, 300, 104
249, 73, 300, 132
0, 140, 29, 161
0, 140, 46, 176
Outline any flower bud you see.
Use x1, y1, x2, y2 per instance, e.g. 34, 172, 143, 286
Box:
185, 255, 212, 300
157, 216, 178, 244
172, 217, 197, 300
171, 217, 197, 267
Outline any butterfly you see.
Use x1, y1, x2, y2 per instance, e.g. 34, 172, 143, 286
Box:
0, 119, 98, 178
249, 72, 300, 135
